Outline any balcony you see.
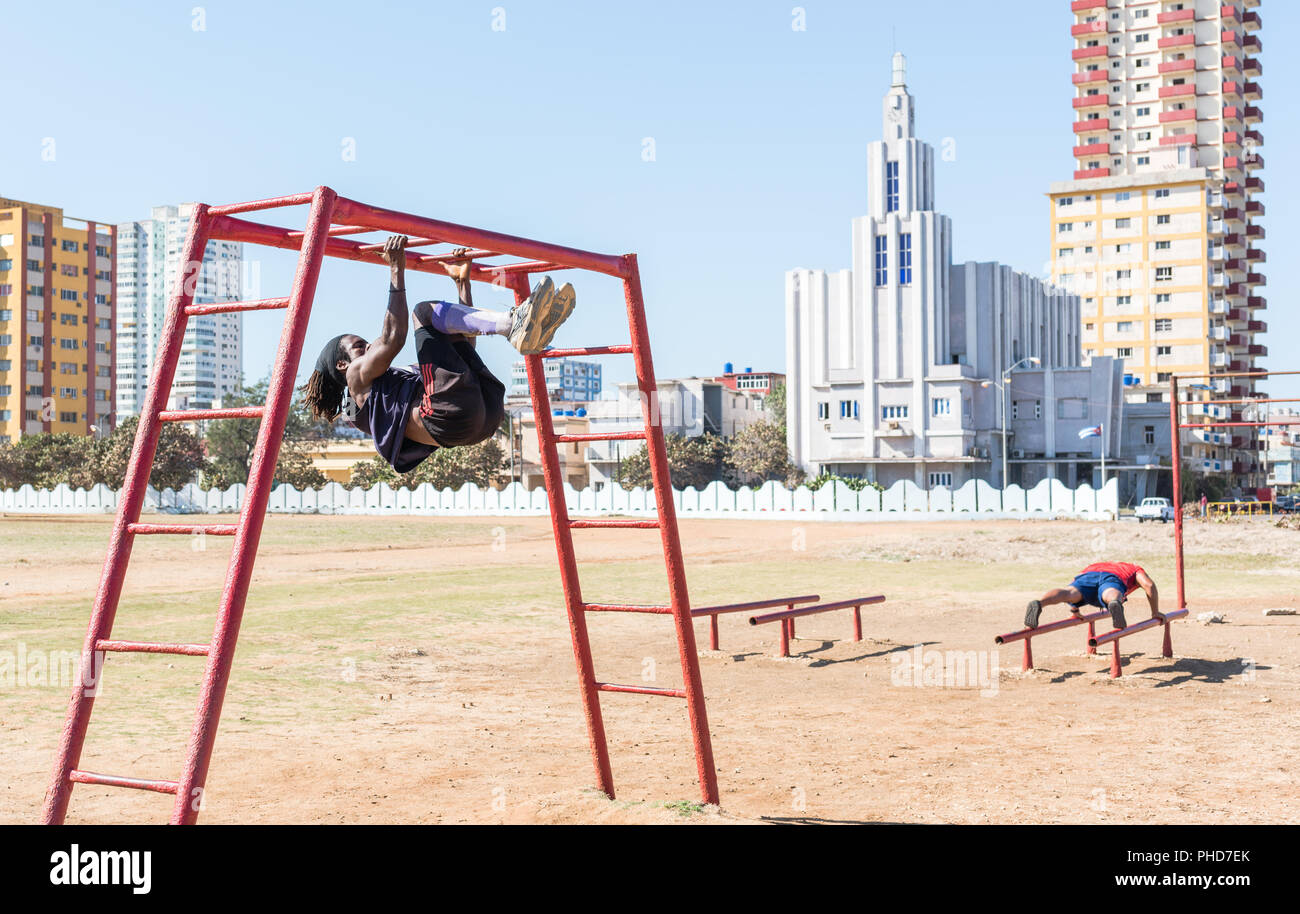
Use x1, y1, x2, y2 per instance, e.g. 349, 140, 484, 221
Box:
1221, 232, 1242, 247
1221, 30, 1241, 49
1159, 58, 1196, 75
1243, 57, 1261, 76
1246, 248, 1265, 263
1222, 55, 1242, 73
1242, 35, 1260, 53
1242, 11, 1261, 31
1158, 83, 1195, 99
1159, 34, 1195, 50
1073, 94, 1111, 109
1158, 9, 1195, 24
1245, 220, 1264, 234
1244, 153, 1263, 169
1223, 131, 1244, 147
1159, 108, 1196, 124
1073, 141, 1110, 157
1073, 117, 1108, 133
1071, 0, 1106, 10
1072, 21, 1108, 37
1073, 69, 1108, 86
1245, 200, 1264, 216
1246, 129, 1263, 145
1246, 273, 1265, 288
1225, 258, 1245, 272
1072, 45, 1109, 61
1223, 104, 1245, 121
1074, 167, 1110, 179
1249, 344, 1267, 357
1246, 296, 1265, 309
1247, 320, 1266, 332
1243, 104, 1261, 123
1243, 80, 1262, 100
1159, 133, 1194, 145
1223, 155, 1245, 169
1220, 3, 1240, 23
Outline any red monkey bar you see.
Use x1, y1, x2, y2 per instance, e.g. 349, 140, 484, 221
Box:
44, 187, 723, 823
749, 595, 887, 658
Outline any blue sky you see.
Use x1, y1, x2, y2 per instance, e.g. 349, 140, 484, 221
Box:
4, 1, 1293, 398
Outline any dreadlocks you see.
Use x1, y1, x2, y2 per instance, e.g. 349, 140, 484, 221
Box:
301, 334, 350, 421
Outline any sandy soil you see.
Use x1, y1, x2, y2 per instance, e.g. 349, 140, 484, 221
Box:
2, 513, 1296, 824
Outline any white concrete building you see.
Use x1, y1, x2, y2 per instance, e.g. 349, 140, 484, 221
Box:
116, 204, 243, 415
787, 55, 1083, 488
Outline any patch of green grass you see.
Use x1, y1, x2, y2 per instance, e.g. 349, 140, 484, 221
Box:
658, 800, 707, 818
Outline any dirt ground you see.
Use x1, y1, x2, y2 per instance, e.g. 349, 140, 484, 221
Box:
1, 513, 1296, 824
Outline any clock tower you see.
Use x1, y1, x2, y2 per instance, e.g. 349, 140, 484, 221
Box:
882, 52, 915, 141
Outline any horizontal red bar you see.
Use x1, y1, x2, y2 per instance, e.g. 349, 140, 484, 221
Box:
128, 523, 238, 536
691, 594, 820, 617
583, 602, 672, 614
95, 639, 210, 656
69, 769, 179, 794
185, 297, 289, 316
569, 519, 660, 529
541, 345, 633, 358
750, 595, 886, 626
1089, 609, 1189, 648
595, 682, 687, 698
208, 192, 315, 216
158, 407, 264, 422
553, 431, 646, 443
994, 608, 1109, 646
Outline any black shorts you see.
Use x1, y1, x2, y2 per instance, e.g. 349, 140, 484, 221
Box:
414, 324, 506, 448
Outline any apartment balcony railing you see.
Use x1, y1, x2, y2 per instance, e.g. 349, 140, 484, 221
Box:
1073, 142, 1110, 157
1073, 94, 1111, 109
1071, 21, 1108, 37
1158, 84, 1196, 99
1159, 108, 1196, 124
1073, 117, 1108, 133
1074, 167, 1110, 179
1159, 34, 1196, 50
1158, 9, 1195, 24
1072, 45, 1109, 61
1159, 58, 1196, 75
1073, 69, 1109, 86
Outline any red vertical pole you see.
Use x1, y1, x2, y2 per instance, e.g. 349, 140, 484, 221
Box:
709, 614, 719, 651
1086, 620, 1096, 655
517, 281, 615, 800
779, 621, 790, 658
42, 206, 214, 824
1161, 619, 1174, 659
852, 605, 862, 642
623, 255, 718, 805
1110, 641, 1122, 679
1022, 639, 1033, 672
1170, 375, 1186, 611
170, 188, 337, 824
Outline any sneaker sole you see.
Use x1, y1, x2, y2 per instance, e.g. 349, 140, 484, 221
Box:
509, 276, 556, 353
1107, 600, 1127, 630
1024, 600, 1042, 629
514, 277, 575, 354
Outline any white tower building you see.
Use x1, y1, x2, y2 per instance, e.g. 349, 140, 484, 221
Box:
116, 204, 244, 415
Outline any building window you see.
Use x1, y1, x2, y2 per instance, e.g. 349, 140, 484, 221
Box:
898, 233, 912, 286
1156, 372, 1172, 383
840, 400, 860, 419
885, 161, 899, 214
1156, 293, 1171, 303
1115, 217, 1132, 229
1155, 240, 1171, 251
1058, 197, 1073, 207
1117, 347, 1134, 358
1155, 267, 1173, 282
1156, 345, 1172, 356
874, 235, 888, 287
1057, 223, 1072, 234
817, 402, 829, 420
932, 397, 951, 417
1116, 295, 1131, 305
1011, 400, 1041, 421
1144, 426, 1156, 446
1154, 318, 1172, 332
1137, 156, 1150, 165
882, 405, 908, 420
1116, 321, 1133, 332
928, 472, 953, 488
1115, 269, 1131, 281
1155, 188, 1171, 199
1115, 192, 1130, 202
1136, 107, 1151, 117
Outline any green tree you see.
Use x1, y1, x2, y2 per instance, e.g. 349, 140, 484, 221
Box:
618, 433, 729, 490
0, 433, 97, 489
93, 416, 206, 490
204, 381, 331, 489
764, 381, 788, 430
348, 437, 506, 490
726, 420, 802, 487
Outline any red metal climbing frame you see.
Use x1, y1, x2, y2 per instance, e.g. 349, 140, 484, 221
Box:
43, 187, 719, 823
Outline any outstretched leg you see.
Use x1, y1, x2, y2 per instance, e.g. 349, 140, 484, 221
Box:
1024, 586, 1084, 629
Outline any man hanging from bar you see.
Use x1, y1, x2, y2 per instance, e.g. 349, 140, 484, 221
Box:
1022, 561, 1161, 632
300, 235, 575, 473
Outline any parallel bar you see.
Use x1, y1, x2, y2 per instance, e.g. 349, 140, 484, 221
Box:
749, 594, 887, 625
1089, 609, 1189, 648
185, 298, 289, 316
331, 196, 630, 278
994, 608, 1110, 645
208, 193, 315, 216
542, 345, 633, 358
595, 682, 687, 698
583, 602, 673, 614
691, 594, 820, 618
569, 519, 660, 529
69, 770, 179, 794
159, 407, 264, 422
554, 431, 645, 443
128, 523, 238, 536
95, 640, 210, 656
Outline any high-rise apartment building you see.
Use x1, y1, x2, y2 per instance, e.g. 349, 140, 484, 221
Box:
116, 204, 243, 415
509, 356, 601, 403
0, 196, 116, 442
1054, 0, 1265, 481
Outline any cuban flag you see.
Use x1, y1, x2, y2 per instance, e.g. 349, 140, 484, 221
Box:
1078, 425, 1102, 440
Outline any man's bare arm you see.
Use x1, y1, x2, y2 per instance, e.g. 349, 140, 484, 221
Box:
1136, 569, 1160, 617
413, 248, 476, 328
348, 235, 409, 390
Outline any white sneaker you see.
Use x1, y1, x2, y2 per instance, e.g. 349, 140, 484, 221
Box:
508, 277, 576, 354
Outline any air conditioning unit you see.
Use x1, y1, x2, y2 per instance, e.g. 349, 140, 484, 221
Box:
1012, 449, 1025, 459
887, 420, 900, 430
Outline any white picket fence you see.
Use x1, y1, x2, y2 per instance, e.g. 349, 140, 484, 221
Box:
0, 477, 1119, 521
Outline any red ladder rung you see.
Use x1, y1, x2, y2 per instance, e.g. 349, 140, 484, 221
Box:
185, 298, 289, 316
595, 682, 687, 698
553, 431, 644, 443
542, 345, 633, 358
159, 407, 264, 422
128, 523, 238, 536
95, 639, 210, 656
569, 519, 660, 529
583, 602, 673, 614
68, 769, 180, 794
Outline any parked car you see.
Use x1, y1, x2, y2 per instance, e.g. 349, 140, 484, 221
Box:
1275, 495, 1298, 514
1135, 497, 1174, 523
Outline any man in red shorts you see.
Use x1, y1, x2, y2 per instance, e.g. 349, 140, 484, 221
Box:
1023, 561, 1161, 631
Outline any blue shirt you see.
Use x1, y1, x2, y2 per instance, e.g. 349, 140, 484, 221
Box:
350, 367, 436, 473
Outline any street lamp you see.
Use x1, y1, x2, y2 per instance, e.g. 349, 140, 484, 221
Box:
981, 356, 1041, 488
